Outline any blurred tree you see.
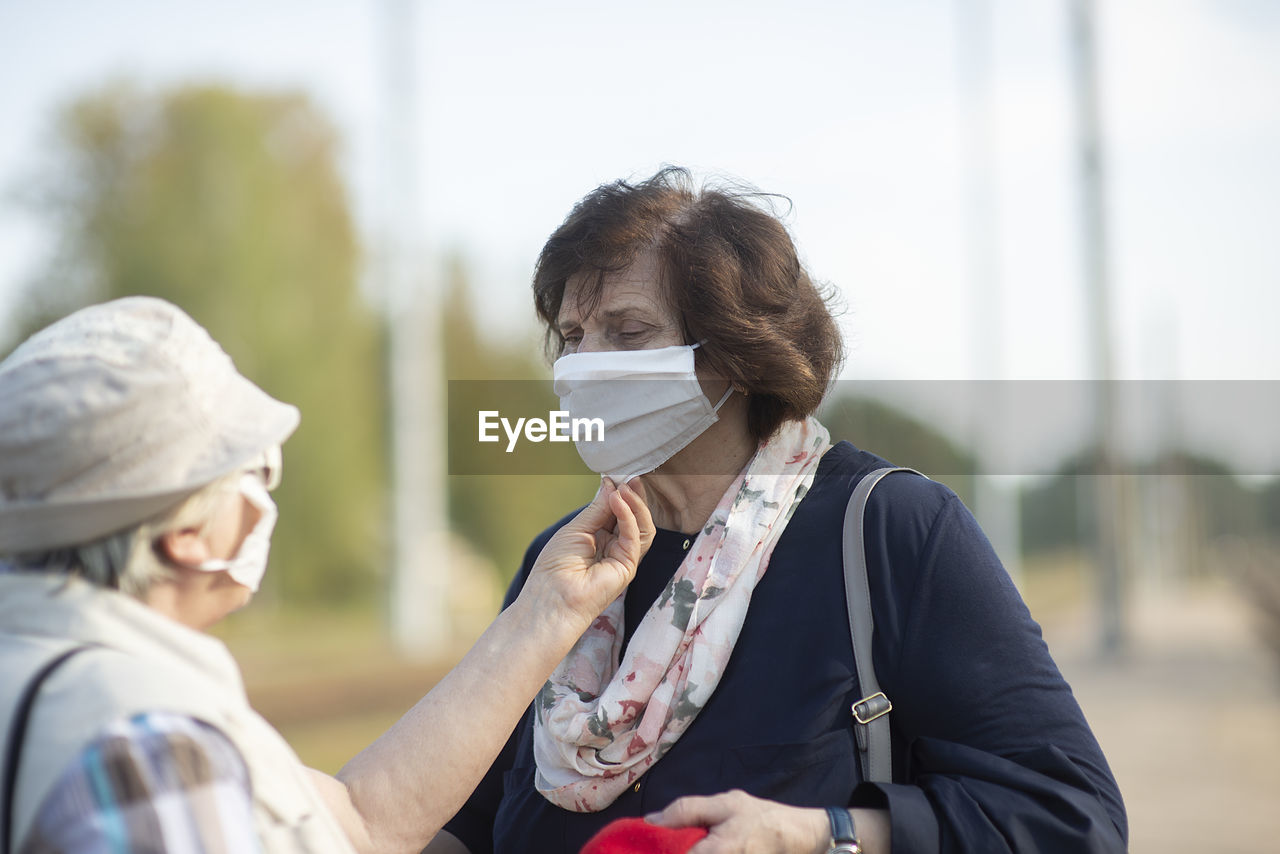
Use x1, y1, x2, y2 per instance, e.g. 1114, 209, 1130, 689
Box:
9, 82, 387, 605
1019, 471, 1085, 557
1264, 479, 1280, 533
819, 394, 975, 505
1019, 449, 1273, 558
1164, 453, 1263, 543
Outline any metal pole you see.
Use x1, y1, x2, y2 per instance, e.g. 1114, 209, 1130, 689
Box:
1068, 0, 1126, 655
383, 0, 450, 658
957, 0, 1022, 585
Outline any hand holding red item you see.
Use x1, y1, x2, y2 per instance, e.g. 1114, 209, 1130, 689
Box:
579, 817, 708, 854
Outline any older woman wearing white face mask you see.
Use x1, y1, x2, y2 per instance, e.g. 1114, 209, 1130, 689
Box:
0, 296, 654, 854
431, 169, 1127, 854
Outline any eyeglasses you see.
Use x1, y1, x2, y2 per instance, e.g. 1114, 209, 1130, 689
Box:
245, 445, 283, 491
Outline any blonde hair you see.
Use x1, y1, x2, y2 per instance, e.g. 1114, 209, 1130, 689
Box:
6, 473, 242, 598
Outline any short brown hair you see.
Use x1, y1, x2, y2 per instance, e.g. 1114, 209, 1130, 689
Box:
533, 166, 844, 443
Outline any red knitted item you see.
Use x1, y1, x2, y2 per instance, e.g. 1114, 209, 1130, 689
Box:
579, 817, 708, 854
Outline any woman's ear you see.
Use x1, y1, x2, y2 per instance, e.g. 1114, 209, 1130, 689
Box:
156, 527, 211, 569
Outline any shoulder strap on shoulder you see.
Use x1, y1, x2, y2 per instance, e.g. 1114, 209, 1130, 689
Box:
3, 643, 94, 854
843, 466, 923, 784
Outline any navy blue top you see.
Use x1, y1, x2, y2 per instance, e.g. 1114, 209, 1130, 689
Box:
444, 442, 1127, 853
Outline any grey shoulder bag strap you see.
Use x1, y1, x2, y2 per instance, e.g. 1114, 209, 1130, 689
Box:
842, 466, 922, 784
3, 644, 94, 854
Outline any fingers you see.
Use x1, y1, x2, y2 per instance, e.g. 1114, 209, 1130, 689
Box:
625, 475, 648, 505
571, 478, 653, 546
606, 482, 656, 571
645, 791, 743, 829
619, 478, 655, 548
565, 477, 618, 536
604, 487, 639, 568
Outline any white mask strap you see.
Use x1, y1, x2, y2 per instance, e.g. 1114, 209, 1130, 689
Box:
690, 341, 732, 411
712, 385, 734, 412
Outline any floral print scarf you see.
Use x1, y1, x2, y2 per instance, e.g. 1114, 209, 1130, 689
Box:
532, 417, 833, 812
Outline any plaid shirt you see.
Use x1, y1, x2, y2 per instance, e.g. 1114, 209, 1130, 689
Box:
20, 711, 261, 854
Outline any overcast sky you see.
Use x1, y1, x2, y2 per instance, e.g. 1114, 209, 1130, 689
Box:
1, 0, 1277, 469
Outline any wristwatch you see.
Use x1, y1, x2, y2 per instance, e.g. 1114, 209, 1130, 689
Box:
825, 806, 863, 854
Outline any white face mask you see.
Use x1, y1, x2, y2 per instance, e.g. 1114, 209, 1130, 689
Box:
197, 473, 278, 592
552, 343, 733, 483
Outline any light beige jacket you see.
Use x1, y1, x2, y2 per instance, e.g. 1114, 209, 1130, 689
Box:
0, 573, 356, 853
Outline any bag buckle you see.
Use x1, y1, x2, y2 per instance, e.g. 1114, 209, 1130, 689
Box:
852, 692, 892, 725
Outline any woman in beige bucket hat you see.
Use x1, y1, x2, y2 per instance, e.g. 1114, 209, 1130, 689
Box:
0, 296, 655, 854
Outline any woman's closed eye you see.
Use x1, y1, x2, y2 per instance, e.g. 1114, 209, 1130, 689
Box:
561, 328, 653, 353
612, 329, 649, 346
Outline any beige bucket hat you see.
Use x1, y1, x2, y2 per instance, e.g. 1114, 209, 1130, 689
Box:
0, 296, 300, 553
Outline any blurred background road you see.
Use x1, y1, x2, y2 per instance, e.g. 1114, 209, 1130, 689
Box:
1048, 576, 1280, 853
